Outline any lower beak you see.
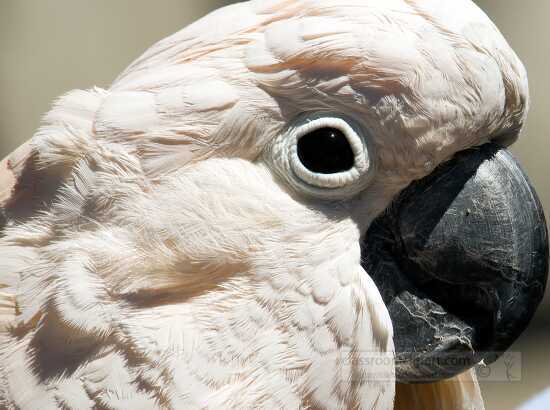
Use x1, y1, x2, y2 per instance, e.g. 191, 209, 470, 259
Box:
362, 143, 548, 382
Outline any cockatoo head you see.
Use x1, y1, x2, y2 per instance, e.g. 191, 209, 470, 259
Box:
88, 0, 544, 379
2, 0, 547, 406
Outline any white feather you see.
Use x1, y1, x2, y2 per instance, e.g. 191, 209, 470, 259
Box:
0, 0, 527, 408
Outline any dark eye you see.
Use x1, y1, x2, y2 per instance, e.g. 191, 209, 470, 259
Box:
297, 127, 355, 174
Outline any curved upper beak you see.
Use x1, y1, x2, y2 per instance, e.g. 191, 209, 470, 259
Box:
362, 143, 548, 382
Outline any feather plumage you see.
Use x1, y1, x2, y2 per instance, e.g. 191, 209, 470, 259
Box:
0, 0, 527, 408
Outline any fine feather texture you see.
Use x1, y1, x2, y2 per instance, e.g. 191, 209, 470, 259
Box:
395, 369, 484, 410
0, 0, 528, 408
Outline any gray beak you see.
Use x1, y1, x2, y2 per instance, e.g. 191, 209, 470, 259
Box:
362, 143, 548, 382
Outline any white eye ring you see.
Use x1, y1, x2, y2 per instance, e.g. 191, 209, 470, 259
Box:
266, 112, 374, 199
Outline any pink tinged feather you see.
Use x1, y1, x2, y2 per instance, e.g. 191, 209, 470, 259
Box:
96, 91, 159, 136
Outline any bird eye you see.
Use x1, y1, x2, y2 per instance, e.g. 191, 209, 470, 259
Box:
297, 127, 355, 174
265, 113, 373, 199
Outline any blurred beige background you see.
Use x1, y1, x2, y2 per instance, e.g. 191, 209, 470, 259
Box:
0, 1, 548, 409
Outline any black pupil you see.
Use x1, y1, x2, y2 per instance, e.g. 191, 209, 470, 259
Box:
297, 127, 355, 174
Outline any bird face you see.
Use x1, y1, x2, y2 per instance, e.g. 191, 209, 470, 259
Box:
1, 0, 547, 407
97, 0, 546, 383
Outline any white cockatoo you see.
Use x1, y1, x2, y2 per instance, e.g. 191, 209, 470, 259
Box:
1, 1, 547, 409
